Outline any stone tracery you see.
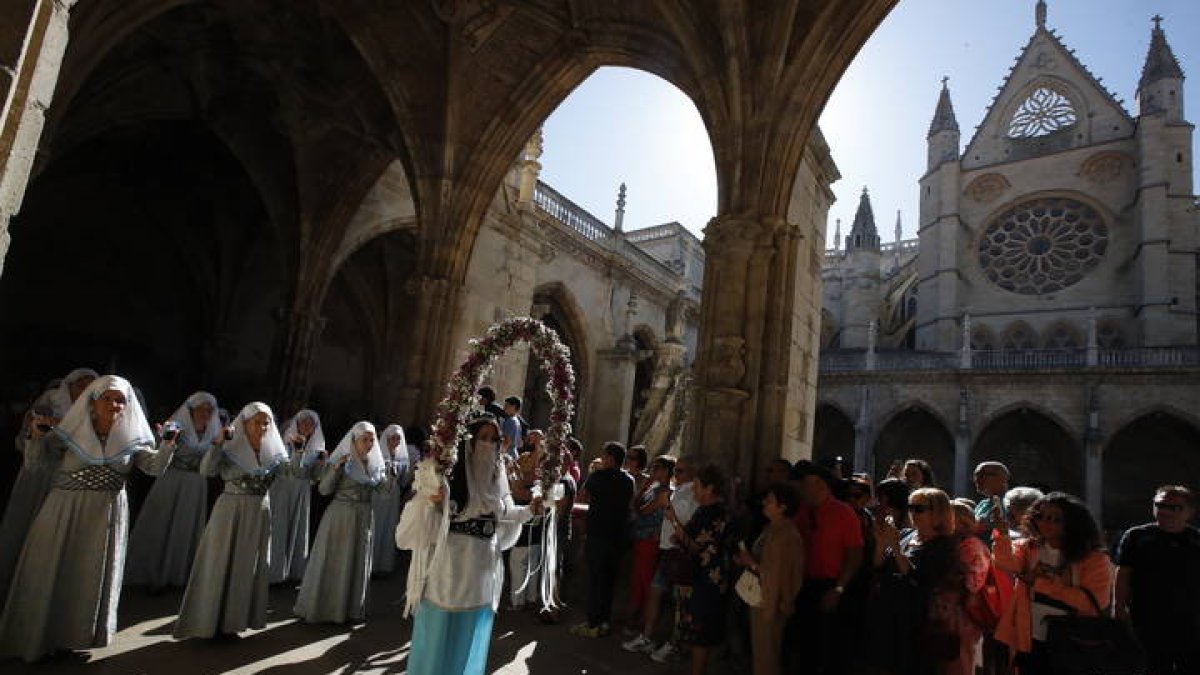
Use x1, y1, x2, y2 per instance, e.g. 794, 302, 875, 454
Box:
977, 197, 1108, 295
1007, 87, 1078, 138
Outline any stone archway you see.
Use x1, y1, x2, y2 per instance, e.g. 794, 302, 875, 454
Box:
1103, 411, 1200, 530
523, 286, 588, 436
873, 405, 955, 488
813, 403, 856, 471
973, 407, 1082, 494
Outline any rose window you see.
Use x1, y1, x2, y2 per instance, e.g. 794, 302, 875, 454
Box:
977, 197, 1108, 295
1007, 88, 1077, 138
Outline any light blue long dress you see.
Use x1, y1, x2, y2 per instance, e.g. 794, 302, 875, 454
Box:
174, 402, 291, 638
0, 377, 166, 663
294, 460, 393, 623
268, 411, 324, 583
125, 393, 219, 589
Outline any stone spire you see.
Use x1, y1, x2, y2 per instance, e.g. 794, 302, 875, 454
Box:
892, 210, 902, 271
833, 218, 842, 252
1035, 0, 1047, 30
614, 182, 627, 232
1139, 15, 1184, 88
846, 187, 880, 252
927, 77, 959, 137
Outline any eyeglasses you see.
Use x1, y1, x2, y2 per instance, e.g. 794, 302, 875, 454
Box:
908, 504, 931, 514
1154, 502, 1185, 513
1035, 513, 1063, 524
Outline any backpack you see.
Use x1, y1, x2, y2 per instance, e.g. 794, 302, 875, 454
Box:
965, 556, 1014, 631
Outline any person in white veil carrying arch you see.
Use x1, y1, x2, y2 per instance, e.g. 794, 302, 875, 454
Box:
397, 413, 544, 675
174, 402, 291, 639
126, 391, 220, 590
371, 423, 409, 575
294, 421, 395, 624
0, 375, 170, 663
268, 408, 325, 583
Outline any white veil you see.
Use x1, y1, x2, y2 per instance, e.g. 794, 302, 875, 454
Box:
166, 391, 220, 448
328, 421, 386, 485
48, 367, 99, 417
53, 375, 154, 463
222, 402, 288, 476
280, 409, 326, 466
379, 423, 408, 470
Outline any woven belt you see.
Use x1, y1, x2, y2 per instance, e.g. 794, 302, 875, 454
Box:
171, 453, 203, 472
53, 465, 127, 492
449, 516, 496, 539
335, 492, 372, 503
225, 476, 271, 495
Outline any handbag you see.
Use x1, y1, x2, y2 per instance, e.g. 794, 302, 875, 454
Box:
734, 569, 763, 607
1043, 587, 1146, 675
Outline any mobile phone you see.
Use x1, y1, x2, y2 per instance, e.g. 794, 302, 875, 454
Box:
224, 428, 234, 441
162, 428, 179, 441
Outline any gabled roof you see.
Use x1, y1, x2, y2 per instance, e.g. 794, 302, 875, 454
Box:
963, 23, 1132, 158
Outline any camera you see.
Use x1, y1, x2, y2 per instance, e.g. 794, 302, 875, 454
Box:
162, 421, 181, 441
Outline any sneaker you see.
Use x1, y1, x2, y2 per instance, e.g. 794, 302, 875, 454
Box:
569, 622, 605, 638
621, 634, 655, 654
649, 641, 679, 663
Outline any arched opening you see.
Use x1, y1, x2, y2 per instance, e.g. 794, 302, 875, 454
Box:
873, 406, 955, 488
812, 403, 856, 470
973, 407, 1081, 494
1103, 412, 1200, 531
311, 230, 420, 433
1001, 321, 1038, 351
628, 327, 658, 441
522, 288, 587, 435
0, 119, 281, 421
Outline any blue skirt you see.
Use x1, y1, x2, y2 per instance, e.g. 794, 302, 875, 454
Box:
408, 600, 495, 675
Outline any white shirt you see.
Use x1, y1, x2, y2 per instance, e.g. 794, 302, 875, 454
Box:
660, 482, 698, 550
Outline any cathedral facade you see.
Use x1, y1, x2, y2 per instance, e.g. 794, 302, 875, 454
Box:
816, 7, 1199, 529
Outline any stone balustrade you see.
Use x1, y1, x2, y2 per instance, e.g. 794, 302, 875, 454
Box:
820, 346, 1200, 372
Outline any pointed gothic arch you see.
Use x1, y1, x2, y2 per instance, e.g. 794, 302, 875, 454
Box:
1102, 410, 1200, 530
523, 283, 591, 436
872, 403, 954, 487
1000, 321, 1038, 351
973, 405, 1082, 494
813, 402, 856, 471
1042, 320, 1084, 349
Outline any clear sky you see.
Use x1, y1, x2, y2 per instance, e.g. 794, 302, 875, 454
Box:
538, 1, 1199, 248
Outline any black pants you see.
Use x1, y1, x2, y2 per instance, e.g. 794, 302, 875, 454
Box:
1138, 625, 1200, 675
786, 579, 854, 675
586, 536, 621, 627
1015, 640, 1052, 675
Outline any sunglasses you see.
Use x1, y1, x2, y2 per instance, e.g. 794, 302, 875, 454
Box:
1154, 502, 1185, 513
908, 504, 931, 514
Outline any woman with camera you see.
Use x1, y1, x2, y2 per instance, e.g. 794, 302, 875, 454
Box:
371, 424, 409, 574
268, 409, 326, 583
294, 421, 394, 623
126, 391, 220, 590
174, 402, 291, 639
0, 375, 170, 662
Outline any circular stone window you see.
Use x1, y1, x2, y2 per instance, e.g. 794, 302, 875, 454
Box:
977, 197, 1108, 294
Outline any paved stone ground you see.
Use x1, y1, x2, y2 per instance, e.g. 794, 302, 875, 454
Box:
1, 569, 709, 674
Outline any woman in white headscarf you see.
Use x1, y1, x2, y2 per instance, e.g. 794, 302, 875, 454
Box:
174, 402, 290, 639
0, 366, 98, 598
294, 421, 394, 624
125, 391, 220, 590
371, 423, 409, 574
268, 408, 325, 583
397, 414, 543, 675
0, 375, 170, 662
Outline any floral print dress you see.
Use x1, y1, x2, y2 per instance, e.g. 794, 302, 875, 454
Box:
679, 500, 732, 646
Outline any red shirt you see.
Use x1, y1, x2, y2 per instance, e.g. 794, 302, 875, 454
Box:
793, 497, 864, 581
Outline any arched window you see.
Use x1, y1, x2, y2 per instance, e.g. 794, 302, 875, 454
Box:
1042, 321, 1083, 349
971, 325, 997, 351
1001, 321, 1037, 351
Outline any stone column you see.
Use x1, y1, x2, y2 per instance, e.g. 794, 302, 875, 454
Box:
515, 128, 542, 208
273, 307, 326, 414
960, 313, 972, 369
853, 386, 873, 475
1083, 388, 1103, 521
584, 341, 638, 457
394, 275, 464, 425
953, 388, 971, 496
689, 215, 811, 480
0, 0, 76, 278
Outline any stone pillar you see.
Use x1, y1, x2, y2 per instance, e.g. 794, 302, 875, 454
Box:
865, 320, 877, 371
0, 0, 76, 278
1086, 308, 1099, 367
273, 307, 326, 414
395, 275, 464, 425
689, 215, 811, 479
960, 313, 972, 369
584, 342, 638, 457
515, 128, 542, 208
954, 388, 971, 496
631, 340, 688, 453
1083, 388, 1103, 521
853, 386, 873, 476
